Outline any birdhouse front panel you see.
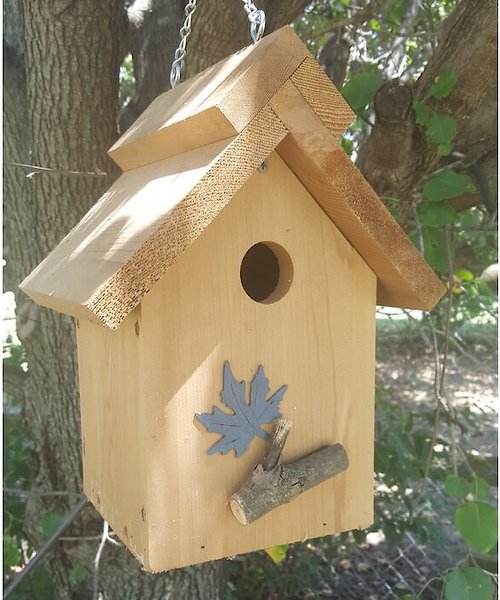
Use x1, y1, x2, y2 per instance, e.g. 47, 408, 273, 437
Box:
90, 150, 376, 572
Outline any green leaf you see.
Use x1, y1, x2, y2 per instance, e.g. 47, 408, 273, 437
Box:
3, 534, 21, 569
340, 135, 354, 156
69, 564, 86, 586
265, 544, 288, 565
413, 100, 432, 126
445, 567, 494, 600
351, 115, 365, 131
342, 72, 383, 110
418, 200, 459, 227
369, 18, 381, 31
472, 477, 490, 499
460, 209, 482, 227
455, 269, 475, 282
423, 169, 476, 202
39, 512, 64, 536
438, 142, 453, 156
444, 474, 469, 498
426, 113, 457, 146
427, 71, 459, 100
454, 502, 498, 553
420, 226, 448, 273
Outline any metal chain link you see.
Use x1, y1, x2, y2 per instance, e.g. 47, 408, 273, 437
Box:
170, 0, 198, 89
241, 0, 266, 43
169, 0, 266, 89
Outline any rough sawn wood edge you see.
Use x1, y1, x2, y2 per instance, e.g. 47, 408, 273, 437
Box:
291, 55, 355, 139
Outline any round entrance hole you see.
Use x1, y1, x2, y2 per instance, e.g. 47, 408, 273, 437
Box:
240, 242, 293, 303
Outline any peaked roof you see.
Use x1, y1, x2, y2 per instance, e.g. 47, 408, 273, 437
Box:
20, 26, 445, 329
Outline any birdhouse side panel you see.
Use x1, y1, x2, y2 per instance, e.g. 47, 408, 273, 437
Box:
76, 307, 148, 564
139, 151, 376, 572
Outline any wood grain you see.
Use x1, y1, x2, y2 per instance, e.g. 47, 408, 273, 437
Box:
108, 26, 307, 171
138, 151, 376, 571
77, 306, 148, 565
291, 54, 355, 139
270, 81, 446, 310
19, 137, 237, 324
88, 106, 287, 328
20, 107, 287, 328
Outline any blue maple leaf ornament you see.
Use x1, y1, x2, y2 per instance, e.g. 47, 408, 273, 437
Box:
196, 362, 287, 457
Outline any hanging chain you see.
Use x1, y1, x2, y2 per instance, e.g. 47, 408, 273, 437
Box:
241, 0, 266, 43
170, 0, 198, 89
169, 0, 266, 89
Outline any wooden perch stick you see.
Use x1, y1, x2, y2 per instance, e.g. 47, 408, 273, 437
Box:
230, 419, 349, 525
262, 418, 291, 471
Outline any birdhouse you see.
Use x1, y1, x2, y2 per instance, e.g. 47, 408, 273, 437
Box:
20, 26, 445, 572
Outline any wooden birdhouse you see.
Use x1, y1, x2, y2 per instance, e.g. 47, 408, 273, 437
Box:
20, 26, 445, 572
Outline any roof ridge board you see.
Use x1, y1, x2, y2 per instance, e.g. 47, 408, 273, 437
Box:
109, 106, 238, 173
109, 26, 308, 172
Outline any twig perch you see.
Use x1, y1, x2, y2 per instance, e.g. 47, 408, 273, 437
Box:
230, 419, 349, 525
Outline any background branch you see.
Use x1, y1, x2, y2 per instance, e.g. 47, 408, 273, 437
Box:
357, 0, 497, 220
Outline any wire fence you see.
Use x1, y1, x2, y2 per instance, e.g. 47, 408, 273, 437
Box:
327, 532, 455, 599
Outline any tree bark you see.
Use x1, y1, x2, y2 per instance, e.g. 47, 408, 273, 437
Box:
357, 0, 497, 221
120, 0, 184, 131
184, 0, 310, 78
3, 0, 31, 294
120, 0, 311, 131
7, 1, 125, 596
